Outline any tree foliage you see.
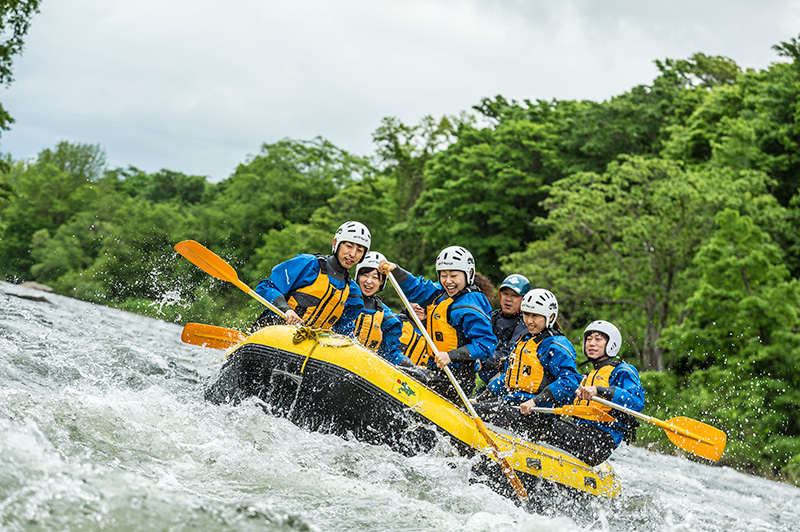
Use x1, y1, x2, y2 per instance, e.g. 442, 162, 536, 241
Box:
655, 210, 800, 474
0, 0, 40, 136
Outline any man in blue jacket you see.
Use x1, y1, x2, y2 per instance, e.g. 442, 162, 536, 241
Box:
251, 221, 369, 333
521, 319, 645, 465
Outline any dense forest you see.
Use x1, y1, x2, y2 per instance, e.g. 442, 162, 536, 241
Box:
2, 31, 800, 484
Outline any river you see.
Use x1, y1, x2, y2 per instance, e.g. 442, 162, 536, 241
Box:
1, 281, 798, 532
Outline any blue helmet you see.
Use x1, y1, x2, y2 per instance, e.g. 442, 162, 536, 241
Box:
499, 274, 531, 296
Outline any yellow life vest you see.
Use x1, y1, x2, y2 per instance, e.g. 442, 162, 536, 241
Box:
399, 320, 429, 366
574, 361, 618, 406
505, 334, 548, 394
354, 308, 384, 350
286, 257, 350, 329
426, 294, 461, 352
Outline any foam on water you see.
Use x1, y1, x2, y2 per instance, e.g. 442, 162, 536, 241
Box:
1, 281, 799, 532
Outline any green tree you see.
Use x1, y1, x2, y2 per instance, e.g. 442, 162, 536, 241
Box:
190, 137, 373, 270
0, 144, 103, 279
409, 118, 561, 280
29, 212, 112, 285
37, 141, 106, 182
373, 115, 457, 268
657, 209, 800, 475
0, 0, 41, 136
249, 174, 395, 283
76, 198, 187, 304
503, 156, 781, 371
662, 47, 800, 207
107, 166, 208, 204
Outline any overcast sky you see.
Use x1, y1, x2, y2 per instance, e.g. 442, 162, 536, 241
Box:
1, 1, 799, 182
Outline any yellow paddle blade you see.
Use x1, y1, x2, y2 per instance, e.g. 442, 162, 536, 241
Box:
556, 405, 617, 422
174, 240, 245, 289
661, 416, 727, 461
181, 323, 247, 350
174, 240, 288, 320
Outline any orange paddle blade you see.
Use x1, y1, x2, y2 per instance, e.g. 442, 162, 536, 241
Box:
181, 323, 247, 350
661, 416, 727, 461
174, 240, 244, 288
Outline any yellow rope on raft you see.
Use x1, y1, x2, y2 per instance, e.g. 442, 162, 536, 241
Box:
292, 326, 320, 373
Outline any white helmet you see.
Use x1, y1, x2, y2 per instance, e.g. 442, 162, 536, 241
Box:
583, 320, 622, 358
332, 221, 371, 256
520, 289, 558, 327
435, 246, 475, 285
355, 251, 387, 291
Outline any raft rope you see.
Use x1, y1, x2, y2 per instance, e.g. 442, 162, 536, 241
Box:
292, 327, 320, 373
292, 326, 354, 373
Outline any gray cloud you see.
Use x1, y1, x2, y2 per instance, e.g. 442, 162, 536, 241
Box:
1, 0, 797, 182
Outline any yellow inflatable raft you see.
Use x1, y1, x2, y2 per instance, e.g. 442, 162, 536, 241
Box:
204, 325, 621, 502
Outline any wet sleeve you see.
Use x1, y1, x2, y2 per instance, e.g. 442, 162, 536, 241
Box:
396, 269, 442, 306
346, 278, 364, 307
608, 365, 646, 412
377, 310, 412, 366
255, 255, 319, 304
541, 341, 582, 405
331, 279, 364, 336
451, 299, 497, 362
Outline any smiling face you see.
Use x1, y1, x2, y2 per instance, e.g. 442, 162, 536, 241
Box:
522, 312, 547, 335
499, 287, 523, 316
438, 270, 467, 297
584, 331, 609, 360
335, 240, 366, 269
357, 268, 383, 297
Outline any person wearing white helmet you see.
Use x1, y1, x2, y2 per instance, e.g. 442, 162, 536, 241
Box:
347, 251, 415, 367
532, 320, 645, 466
380, 246, 497, 399
472, 288, 581, 437
477, 274, 531, 386
252, 221, 369, 331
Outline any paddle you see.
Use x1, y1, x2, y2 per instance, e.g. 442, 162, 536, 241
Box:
384, 270, 529, 502
174, 240, 287, 320
181, 322, 247, 349
590, 395, 727, 461
528, 404, 617, 422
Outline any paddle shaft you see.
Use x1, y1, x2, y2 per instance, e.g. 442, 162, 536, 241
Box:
385, 271, 529, 502
528, 405, 616, 422
174, 240, 287, 320
591, 395, 705, 443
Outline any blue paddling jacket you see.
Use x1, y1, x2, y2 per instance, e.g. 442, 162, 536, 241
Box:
574, 359, 645, 446
392, 267, 497, 368
486, 329, 581, 408
255, 253, 363, 334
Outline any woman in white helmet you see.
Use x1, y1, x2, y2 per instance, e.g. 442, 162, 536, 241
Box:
532, 320, 645, 466
348, 251, 415, 367
252, 221, 369, 331
380, 246, 497, 400
472, 288, 581, 437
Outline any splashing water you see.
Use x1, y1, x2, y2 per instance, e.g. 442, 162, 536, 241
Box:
1, 281, 798, 532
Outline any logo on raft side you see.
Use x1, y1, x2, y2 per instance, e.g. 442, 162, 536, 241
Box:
395, 379, 416, 397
